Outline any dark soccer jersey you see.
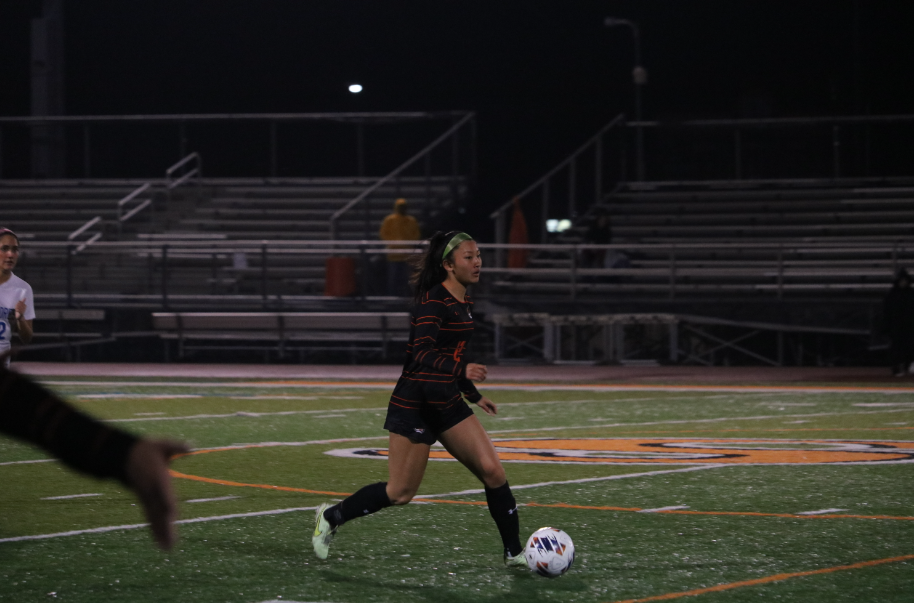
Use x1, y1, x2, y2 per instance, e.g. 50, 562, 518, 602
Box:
0, 365, 138, 483
400, 282, 481, 403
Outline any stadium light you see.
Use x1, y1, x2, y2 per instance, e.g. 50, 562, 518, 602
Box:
348, 84, 363, 94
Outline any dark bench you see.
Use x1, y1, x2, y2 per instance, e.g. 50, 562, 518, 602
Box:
151, 311, 410, 360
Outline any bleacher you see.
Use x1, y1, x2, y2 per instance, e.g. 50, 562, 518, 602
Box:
171, 177, 463, 240
603, 179, 914, 243
5, 175, 465, 299
0, 180, 152, 242
492, 178, 914, 301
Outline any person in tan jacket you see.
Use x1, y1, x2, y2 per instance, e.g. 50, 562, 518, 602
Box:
379, 198, 421, 296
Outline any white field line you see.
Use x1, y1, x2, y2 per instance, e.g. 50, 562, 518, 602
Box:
0, 465, 723, 544
186, 496, 240, 503
104, 407, 384, 423
37, 380, 914, 394
78, 394, 203, 399
797, 508, 849, 515
639, 505, 691, 513
0, 458, 55, 466
487, 407, 914, 435
91, 400, 914, 426
414, 465, 726, 499
0, 506, 319, 544
6, 407, 914, 467
41, 493, 103, 500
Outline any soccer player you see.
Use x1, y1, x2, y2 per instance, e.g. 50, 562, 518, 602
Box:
0, 228, 34, 368
312, 231, 526, 567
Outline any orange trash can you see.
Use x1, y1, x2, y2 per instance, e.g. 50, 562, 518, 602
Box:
324, 256, 357, 297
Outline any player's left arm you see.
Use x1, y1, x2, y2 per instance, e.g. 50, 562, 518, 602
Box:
14, 298, 33, 344
474, 396, 497, 416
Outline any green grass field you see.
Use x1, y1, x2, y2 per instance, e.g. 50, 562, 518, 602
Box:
2, 376, 913, 602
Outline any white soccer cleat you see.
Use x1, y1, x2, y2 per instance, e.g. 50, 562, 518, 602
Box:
312, 502, 337, 560
504, 551, 528, 569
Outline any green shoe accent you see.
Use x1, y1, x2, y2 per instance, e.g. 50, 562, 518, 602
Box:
312, 502, 337, 560
504, 552, 528, 569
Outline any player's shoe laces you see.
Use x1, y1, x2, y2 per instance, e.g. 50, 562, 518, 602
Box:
312, 502, 337, 560
504, 551, 528, 568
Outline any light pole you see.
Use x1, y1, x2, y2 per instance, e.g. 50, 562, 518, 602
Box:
605, 17, 646, 181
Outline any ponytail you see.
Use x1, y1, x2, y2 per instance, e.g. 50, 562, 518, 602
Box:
411, 230, 469, 303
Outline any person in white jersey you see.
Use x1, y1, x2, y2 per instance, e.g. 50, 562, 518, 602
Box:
0, 229, 34, 367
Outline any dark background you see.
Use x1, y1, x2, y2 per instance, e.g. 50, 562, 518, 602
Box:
2, 0, 913, 220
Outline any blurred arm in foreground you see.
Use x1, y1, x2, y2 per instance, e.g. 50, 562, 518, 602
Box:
0, 359, 187, 549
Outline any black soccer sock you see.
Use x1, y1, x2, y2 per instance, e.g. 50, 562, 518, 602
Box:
485, 481, 522, 557
324, 482, 392, 528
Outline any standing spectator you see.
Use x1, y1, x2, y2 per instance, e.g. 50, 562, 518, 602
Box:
884, 268, 914, 376
379, 198, 421, 296
0, 228, 34, 368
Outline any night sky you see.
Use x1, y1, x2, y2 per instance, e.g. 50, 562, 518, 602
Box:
2, 1, 913, 214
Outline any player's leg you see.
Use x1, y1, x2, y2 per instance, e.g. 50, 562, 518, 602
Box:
313, 432, 429, 559
439, 416, 523, 561
385, 431, 431, 504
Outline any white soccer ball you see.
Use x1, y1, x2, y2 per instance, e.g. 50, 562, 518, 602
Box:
524, 527, 575, 577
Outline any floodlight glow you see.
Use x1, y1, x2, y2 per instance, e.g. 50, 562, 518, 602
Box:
546, 219, 572, 233
349, 84, 363, 93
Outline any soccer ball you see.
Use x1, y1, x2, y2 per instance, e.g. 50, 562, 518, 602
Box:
524, 527, 575, 577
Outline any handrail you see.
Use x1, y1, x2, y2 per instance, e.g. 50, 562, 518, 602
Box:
67, 215, 104, 253
329, 113, 475, 239
68, 216, 102, 241
490, 114, 626, 220
117, 182, 153, 224
0, 111, 472, 125
166, 152, 201, 189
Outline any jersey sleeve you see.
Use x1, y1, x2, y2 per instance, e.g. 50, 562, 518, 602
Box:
458, 377, 482, 403
22, 283, 35, 321
411, 298, 466, 377
0, 365, 139, 484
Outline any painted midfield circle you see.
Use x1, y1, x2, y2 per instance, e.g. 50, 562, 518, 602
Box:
325, 438, 914, 465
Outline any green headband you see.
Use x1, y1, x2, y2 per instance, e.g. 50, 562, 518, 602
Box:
442, 232, 473, 261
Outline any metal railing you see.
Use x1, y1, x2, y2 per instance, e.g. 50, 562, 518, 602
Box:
117, 182, 153, 236
166, 152, 201, 189
67, 216, 103, 254
492, 113, 914, 264
0, 111, 473, 180
330, 113, 476, 239
11, 239, 908, 310
635, 113, 914, 182
490, 114, 627, 263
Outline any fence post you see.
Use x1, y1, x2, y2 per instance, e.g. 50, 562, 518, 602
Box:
777, 245, 784, 300
270, 121, 278, 178
83, 123, 91, 178
261, 244, 268, 308
570, 245, 577, 302
424, 153, 432, 225
733, 128, 742, 180
495, 210, 506, 268
832, 125, 841, 179
161, 244, 169, 310
595, 135, 603, 206
541, 180, 551, 243
66, 244, 73, 308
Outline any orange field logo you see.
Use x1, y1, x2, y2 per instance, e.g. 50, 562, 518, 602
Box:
326, 438, 914, 465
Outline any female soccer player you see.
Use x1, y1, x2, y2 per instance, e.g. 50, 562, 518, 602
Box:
0, 228, 34, 368
312, 231, 526, 567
